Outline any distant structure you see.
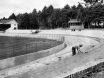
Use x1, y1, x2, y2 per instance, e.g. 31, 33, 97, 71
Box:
68, 19, 84, 30
0, 19, 18, 31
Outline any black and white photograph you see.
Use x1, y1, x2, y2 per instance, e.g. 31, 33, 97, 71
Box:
0, 0, 104, 78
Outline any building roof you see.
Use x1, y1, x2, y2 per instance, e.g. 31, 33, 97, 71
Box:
68, 19, 81, 23
0, 19, 18, 24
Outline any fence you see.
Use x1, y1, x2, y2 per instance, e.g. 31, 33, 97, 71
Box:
0, 33, 64, 60
0, 33, 64, 41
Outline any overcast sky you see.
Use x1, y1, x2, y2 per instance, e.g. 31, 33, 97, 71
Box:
0, 0, 83, 18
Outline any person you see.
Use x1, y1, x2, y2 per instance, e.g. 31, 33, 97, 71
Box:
72, 44, 83, 56
72, 46, 76, 55
77, 44, 83, 53
74, 46, 78, 53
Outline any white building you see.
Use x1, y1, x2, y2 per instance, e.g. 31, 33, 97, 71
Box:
0, 19, 18, 31
68, 19, 84, 30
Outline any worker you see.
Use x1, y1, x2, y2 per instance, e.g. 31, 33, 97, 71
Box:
77, 44, 83, 53
72, 46, 76, 55
72, 44, 83, 56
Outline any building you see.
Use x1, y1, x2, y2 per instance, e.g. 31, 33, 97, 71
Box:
68, 19, 84, 30
0, 19, 18, 31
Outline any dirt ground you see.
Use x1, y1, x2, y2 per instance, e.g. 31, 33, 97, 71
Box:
0, 30, 104, 78
5, 38, 104, 78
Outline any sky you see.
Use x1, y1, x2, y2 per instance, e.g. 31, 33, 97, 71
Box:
0, 0, 83, 18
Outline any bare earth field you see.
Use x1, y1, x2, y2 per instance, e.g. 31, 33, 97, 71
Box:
0, 36, 62, 60
0, 30, 104, 78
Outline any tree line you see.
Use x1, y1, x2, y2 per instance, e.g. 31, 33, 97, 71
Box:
1, 0, 104, 29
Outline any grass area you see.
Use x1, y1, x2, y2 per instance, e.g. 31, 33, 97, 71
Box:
80, 65, 104, 78
0, 36, 62, 60
88, 64, 104, 78
89, 72, 104, 78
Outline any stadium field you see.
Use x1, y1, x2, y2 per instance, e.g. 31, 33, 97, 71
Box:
0, 36, 62, 60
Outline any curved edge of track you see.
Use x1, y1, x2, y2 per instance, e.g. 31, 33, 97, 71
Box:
0, 31, 101, 78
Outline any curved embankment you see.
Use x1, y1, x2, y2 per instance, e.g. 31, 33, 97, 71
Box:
0, 32, 100, 78
0, 34, 66, 71
0, 43, 65, 71
55, 38, 104, 78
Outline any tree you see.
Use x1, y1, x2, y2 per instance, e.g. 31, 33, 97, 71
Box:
46, 5, 54, 28
29, 9, 39, 29
83, 0, 103, 7
8, 13, 16, 20
66, 5, 78, 20
76, 3, 84, 20
21, 13, 30, 29
47, 5, 54, 16
68, 10, 77, 19
71, 5, 77, 10
7, 1, 104, 29
3, 17, 7, 20
77, 3, 84, 10
50, 9, 61, 28
40, 6, 48, 29
64, 4, 70, 10
16, 13, 24, 29
60, 8, 70, 28
83, 0, 103, 4
79, 3, 104, 28
37, 11, 43, 29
